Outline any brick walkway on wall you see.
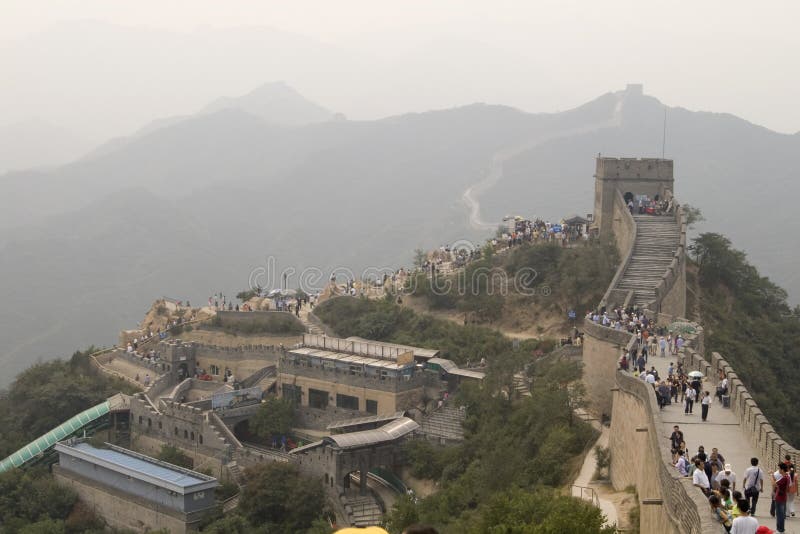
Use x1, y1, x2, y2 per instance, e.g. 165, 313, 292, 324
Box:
648, 354, 800, 533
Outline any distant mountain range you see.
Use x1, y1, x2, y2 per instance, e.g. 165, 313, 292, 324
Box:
0, 119, 89, 173
0, 83, 798, 386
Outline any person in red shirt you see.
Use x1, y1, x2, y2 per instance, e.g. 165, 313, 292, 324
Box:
780, 454, 796, 517
774, 463, 790, 533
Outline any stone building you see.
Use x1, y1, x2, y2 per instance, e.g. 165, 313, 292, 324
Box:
54, 439, 218, 533
277, 335, 437, 421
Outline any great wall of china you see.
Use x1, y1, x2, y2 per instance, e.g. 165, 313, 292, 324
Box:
585, 156, 800, 533
2, 155, 796, 532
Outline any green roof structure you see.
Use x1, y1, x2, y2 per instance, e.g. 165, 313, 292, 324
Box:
0, 400, 110, 473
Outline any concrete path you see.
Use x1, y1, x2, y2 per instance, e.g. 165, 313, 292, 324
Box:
648, 354, 800, 533
572, 426, 619, 528
103, 354, 156, 383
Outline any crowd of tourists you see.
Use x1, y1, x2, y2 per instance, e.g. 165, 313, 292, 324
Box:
597, 305, 790, 533
493, 216, 591, 249
626, 193, 675, 216
672, 422, 796, 534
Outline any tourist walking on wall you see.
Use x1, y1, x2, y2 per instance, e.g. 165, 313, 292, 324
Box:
780, 454, 796, 517
773, 463, 790, 533
685, 385, 696, 414
730, 499, 758, 534
701, 391, 711, 421
743, 457, 765, 516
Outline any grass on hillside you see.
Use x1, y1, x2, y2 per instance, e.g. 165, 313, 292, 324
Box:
404, 239, 618, 334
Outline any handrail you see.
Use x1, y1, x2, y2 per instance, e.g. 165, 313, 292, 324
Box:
570, 484, 599, 508
209, 411, 243, 449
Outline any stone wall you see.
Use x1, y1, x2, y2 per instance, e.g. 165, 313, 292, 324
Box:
54, 464, 206, 533
581, 320, 634, 417
610, 372, 717, 534
129, 394, 233, 472
594, 157, 674, 237
680, 349, 800, 471
600, 191, 637, 310
194, 343, 281, 382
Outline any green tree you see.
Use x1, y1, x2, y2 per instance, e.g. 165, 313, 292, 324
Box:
0, 468, 77, 528
465, 488, 615, 534
413, 248, 428, 269
681, 203, 705, 228
157, 444, 193, 469
202, 514, 252, 534
239, 463, 325, 532
249, 397, 295, 441
18, 519, 67, 534
385, 495, 420, 534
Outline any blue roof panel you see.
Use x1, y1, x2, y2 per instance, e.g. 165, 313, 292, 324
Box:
70, 442, 208, 488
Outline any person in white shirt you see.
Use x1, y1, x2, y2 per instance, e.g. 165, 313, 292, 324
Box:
685, 386, 696, 414
675, 455, 689, 476
730, 499, 759, 534
717, 464, 737, 491
693, 459, 711, 494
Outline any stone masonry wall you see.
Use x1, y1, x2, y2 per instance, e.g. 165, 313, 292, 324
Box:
54, 464, 198, 534
581, 320, 634, 417
611, 372, 717, 534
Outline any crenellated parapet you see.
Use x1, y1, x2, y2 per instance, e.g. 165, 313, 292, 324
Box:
679, 348, 800, 473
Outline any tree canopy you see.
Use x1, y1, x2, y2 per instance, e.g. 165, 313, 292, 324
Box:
249, 397, 295, 442
203, 463, 327, 533
691, 232, 800, 443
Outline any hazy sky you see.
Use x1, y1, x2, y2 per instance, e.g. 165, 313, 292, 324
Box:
2, 0, 799, 137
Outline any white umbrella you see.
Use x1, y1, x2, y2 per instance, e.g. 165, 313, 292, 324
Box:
688, 371, 704, 378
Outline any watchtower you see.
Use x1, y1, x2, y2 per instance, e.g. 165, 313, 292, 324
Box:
160, 340, 197, 382
593, 157, 674, 237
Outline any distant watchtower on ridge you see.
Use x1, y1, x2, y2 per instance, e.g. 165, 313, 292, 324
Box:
593, 157, 674, 238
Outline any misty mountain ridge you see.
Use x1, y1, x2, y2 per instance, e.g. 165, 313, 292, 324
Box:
0, 118, 89, 173
202, 81, 335, 125
79, 81, 336, 166
1, 84, 799, 387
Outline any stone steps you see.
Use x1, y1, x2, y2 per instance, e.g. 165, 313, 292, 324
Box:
419, 406, 466, 441
345, 495, 383, 527
614, 214, 681, 309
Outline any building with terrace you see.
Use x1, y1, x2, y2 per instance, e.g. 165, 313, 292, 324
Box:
278, 334, 434, 418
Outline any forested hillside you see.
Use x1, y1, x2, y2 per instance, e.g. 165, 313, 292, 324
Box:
0, 349, 137, 533
691, 233, 800, 444
315, 297, 612, 533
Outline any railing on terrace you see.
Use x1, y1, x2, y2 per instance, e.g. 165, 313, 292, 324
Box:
570, 485, 600, 508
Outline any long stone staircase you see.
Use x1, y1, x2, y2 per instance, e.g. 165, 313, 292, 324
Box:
616, 214, 681, 309
298, 308, 325, 335
419, 406, 466, 441
344, 494, 384, 527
